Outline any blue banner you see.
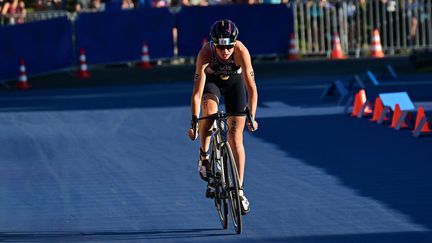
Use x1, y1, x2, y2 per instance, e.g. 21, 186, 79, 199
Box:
0, 6, 295, 82
75, 8, 175, 65
0, 17, 74, 82
176, 4, 294, 57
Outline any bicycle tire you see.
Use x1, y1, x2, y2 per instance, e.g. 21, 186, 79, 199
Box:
222, 142, 242, 234
211, 148, 228, 229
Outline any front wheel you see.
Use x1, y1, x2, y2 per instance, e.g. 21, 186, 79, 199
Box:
212, 148, 228, 229
222, 142, 242, 234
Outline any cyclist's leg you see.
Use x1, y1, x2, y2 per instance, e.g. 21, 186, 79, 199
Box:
198, 81, 220, 181
227, 115, 250, 214
227, 115, 246, 186
200, 80, 220, 154
224, 76, 247, 187
224, 75, 250, 213
200, 93, 219, 154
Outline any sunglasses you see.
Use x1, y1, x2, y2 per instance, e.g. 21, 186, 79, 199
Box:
215, 44, 235, 50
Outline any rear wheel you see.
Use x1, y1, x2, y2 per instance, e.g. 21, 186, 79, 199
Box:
222, 142, 242, 234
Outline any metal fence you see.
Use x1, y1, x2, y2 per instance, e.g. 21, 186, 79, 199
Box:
1, 1, 431, 58
291, 0, 432, 57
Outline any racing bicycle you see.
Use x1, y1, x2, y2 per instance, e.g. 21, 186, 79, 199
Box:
197, 108, 255, 234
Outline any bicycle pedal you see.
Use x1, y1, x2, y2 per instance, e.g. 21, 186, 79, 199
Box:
205, 188, 215, 199
208, 181, 215, 187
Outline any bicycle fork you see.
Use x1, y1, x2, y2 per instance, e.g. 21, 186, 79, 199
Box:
205, 143, 224, 199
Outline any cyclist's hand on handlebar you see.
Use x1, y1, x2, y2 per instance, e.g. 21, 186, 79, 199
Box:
247, 120, 258, 132
188, 127, 199, 140
188, 115, 199, 140
246, 107, 258, 132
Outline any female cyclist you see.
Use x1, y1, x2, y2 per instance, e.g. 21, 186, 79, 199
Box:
188, 19, 258, 215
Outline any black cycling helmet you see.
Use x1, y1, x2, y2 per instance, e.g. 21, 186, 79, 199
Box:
210, 19, 239, 45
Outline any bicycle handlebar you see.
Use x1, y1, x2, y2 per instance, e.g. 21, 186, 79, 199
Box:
197, 111, 229, 121
197, 108, 255, 130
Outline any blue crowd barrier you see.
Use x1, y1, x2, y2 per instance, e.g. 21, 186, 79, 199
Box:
176, 4, 294, 57
0, 5, 295, 82
0, 17, 74, 82
75, 8, 175, 65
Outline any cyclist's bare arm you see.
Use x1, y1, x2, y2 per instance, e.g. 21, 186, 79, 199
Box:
189, 45, 210, 140
235, 41, 258, 131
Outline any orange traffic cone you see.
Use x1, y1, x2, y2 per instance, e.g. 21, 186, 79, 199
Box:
413, 107, 431, 133
330, 32, 346, 59
390, 104, 408, 129
137, 42, 153, 69
16, 58, 31, 90
370, 29, 385, 58
370, 97, 384, 122
287, 33, 300, 60
358, 89, 373, 116
77, 48, 90, 78
351, 92, 361, 117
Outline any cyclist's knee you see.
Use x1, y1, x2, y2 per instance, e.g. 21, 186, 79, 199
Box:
229, 125, 244, 142
203, 129, 212, 137
228, 135, 244, 148
202, 94, 218, 115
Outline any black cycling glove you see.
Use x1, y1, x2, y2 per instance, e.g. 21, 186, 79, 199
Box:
191, 115, 198, 140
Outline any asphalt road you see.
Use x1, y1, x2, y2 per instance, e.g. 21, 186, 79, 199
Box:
1, 66, 432, 242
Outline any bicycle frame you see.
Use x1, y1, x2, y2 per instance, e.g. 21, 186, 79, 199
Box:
198, 111, 230, 181
198, 111, 242, 234
211, 112, 228, 152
